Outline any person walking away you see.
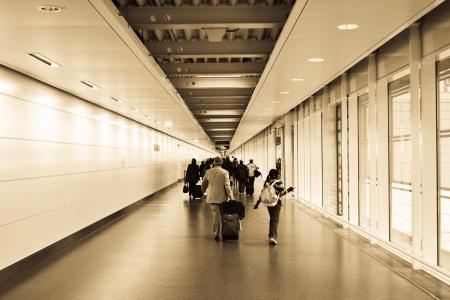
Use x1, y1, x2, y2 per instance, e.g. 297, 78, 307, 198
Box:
186, 158, 200, 199
237, 160, 248, 195
232, 158, 239, 192
202, 156, 235, 241
253, 169, 294, 246
246, 159, 258, 195
199, 161, 206, 179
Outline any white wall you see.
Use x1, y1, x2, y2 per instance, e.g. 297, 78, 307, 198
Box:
0, 66, 213, 270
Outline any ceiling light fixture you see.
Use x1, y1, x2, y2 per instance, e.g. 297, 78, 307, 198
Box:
111, 97, 123, 103
280, 91, 290, 95
291, 78, 304, 82
131, 107, 138, 112
165, 121, 173, 128
81, 81, 99, 90
337, 24, 359, 30
37, 5, 64, 13
307, 58, 324, 63
28, 53, 60, 68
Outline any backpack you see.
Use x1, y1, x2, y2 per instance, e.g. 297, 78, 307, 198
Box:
260, 180, 280, 207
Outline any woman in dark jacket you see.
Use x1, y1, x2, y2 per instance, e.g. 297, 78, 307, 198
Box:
199, 161, 206, 179
237, 160, 248, 194
254, 169, 294, 246
186, 158, 200, 199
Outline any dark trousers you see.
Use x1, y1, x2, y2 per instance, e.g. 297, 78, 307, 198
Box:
238, 179, 246, 193
248, 176, 255, 188
188, 181, 197, 196
267, 205, 281, 239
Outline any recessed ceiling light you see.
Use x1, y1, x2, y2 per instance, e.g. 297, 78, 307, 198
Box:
81, 81, 99, 89
111, 97, 123, 103
280, 91, 290, 95
28, 53, 60, 68
37, 5, 64, 13
155, 120, 160, 124
144, 115, 151, 118
291, 78, 304, 82
165, 121, 173, 128
337, 24, 359, 30
131, 107, 138, 112
308, 58, 324, 63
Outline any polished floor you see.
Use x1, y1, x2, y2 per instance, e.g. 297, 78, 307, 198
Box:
0, 182, 438, 299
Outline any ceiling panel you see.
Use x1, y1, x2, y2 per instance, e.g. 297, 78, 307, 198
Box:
0, 0, 214, 151
230, 0, 443, 150
115, 0, 295, 149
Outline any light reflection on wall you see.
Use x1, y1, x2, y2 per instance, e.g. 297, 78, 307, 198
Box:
0, 80, 17, 94
31, 105, 58, 140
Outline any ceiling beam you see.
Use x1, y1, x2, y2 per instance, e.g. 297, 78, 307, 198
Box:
198, 117, 241, 123
178, 88, 254, 97
171, 77, 258, 89
184, 96, 249, 105
193, 109, 245, 116
162, 62, 266, 76
210, 135, 233, 139
188, 103, 247, 110
147, 40, 274, 57
202, 122, 239, 129
120, 6, 292, 30
206, 128, 236, 132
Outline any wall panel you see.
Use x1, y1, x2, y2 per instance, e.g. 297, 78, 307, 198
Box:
0, 66, 212, 270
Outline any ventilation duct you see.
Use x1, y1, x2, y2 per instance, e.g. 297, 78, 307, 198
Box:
204, 28, 226, 42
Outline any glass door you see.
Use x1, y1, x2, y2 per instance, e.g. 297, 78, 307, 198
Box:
389, 75, 412, 249
438, 57, 450, 270
358, 94, 370, 229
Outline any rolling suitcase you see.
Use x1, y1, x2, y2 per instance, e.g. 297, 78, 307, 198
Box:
222, 213, 240, 240
192, 185, 203, 199
222, 200, 245, 219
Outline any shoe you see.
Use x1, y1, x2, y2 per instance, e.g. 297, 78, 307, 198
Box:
269, 238, 277, 245
214, 235, 220, 242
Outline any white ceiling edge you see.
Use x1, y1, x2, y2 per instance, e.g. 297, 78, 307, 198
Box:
88, 0, 215, 152
228, 0, 308, 153
228, 0, 444, 153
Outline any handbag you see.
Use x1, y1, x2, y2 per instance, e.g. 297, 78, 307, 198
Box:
254, 169, 261, 178
183, 183, 189, 193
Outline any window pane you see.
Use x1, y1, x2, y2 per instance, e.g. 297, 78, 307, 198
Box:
358, 94, 370, 229
389, 76, 412, 248
438, 57, 450, 270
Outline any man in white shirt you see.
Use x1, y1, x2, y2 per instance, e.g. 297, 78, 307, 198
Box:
246, 159, 258, 195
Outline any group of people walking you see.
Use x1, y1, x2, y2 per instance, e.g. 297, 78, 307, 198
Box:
186, 156, 294, 246
185, 157, 259, 198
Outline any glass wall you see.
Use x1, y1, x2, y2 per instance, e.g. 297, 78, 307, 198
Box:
275, 127, 285, 184
358, 94, 370, 229
438, 57, 450, 270
336, 104, 343, 216
389, 75, 412, 249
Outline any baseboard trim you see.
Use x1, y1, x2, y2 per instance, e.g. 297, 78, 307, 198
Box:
0, 180, 180, 290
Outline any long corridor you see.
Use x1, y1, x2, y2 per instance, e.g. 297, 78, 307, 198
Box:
0, 182, 434, 300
